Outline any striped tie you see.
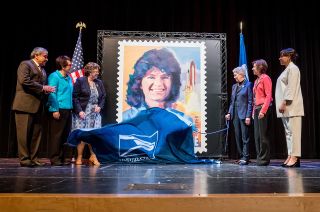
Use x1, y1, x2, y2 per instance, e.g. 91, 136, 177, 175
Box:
38, 66, 46, 83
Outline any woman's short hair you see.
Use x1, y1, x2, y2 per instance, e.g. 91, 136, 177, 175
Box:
232, 66, 246, 76
55, 55, 71, 70
280, 48, 298, 61
252, 59, 268, 74
126, 48, 181, 108
84, 62, 100, 77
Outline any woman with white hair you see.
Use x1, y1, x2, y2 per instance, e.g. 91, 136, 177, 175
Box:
225, 66, 253, 165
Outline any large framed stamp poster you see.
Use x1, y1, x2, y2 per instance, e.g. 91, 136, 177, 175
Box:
117, 40, 207, 153
98, 31, 227, 157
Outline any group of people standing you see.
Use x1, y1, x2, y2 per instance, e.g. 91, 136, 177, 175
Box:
12, 47, 106, 167
11, 46, 304, 168
226, 48, 304, 167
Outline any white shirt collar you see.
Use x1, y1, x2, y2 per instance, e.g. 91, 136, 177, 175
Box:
32, 59, 40, 68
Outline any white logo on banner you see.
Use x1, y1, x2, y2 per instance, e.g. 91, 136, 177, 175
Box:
118, 131, 158, 158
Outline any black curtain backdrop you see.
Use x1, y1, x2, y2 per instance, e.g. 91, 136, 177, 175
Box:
1, 0, 319, 159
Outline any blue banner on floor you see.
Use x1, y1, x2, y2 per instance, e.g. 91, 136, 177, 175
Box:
67, 108, 215, 164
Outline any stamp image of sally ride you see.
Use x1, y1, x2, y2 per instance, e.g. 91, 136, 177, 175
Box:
123, 48, 194, 127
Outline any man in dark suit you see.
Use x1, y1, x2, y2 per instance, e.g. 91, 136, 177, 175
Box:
12, 47, 55, 167
225, 66, 253, 165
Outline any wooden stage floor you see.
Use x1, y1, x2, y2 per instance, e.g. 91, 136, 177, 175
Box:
0, 158, 320, 212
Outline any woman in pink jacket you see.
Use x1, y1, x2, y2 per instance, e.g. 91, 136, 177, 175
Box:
252, 59, 273, 166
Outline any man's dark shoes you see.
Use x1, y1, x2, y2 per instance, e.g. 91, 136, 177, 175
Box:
33, 161, 46, 167
20, 161, 35, 167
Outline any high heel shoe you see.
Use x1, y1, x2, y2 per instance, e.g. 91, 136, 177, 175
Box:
75, 159, 82, 165
89, 154, 100, 166
285, 158, 300, 168
281, 156, 291, 167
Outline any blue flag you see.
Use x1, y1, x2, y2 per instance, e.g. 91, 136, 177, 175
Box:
239, 33, 249, 80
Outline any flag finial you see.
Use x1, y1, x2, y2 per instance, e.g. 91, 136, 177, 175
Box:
240, 21, 243, 34
76, 22, 86, 32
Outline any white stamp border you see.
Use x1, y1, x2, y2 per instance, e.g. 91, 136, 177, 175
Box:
116, 40, 208, 153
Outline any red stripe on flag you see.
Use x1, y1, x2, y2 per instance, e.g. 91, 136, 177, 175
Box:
70, 69, 85, 84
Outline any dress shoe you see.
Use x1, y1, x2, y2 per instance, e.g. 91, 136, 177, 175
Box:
281, 157, 291, 167
239, 160, 249, 165
62, 161, 71, 165
285, 158, 300, 168
256, 161, 270, 166
51, 161, 63, 166
33, 161, 46, 166
20, 162, 35, 167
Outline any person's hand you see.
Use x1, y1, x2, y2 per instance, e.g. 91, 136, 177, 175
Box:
79, 111, 86, 119
245, 118, 251, 125
52, 112, 60, 120
94, 106, 101, 113
258, 112, 265, 119
279, 101, 286, 113
225, 113, 230, 121
43, 85, 56, 93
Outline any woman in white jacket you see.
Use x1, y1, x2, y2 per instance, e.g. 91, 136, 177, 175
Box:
276, 48, 304, 168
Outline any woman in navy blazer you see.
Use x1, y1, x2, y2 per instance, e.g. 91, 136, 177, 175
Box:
72, 62, 106, 165
226, 66, 253, 165
73, 75, 106, 115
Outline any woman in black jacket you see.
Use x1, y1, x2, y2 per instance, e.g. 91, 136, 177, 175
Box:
72, 62, 106, 165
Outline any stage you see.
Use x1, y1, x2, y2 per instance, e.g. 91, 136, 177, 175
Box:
0, 158, 320, 212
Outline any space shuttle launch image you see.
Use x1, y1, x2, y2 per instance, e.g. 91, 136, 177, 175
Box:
184, 60, 202, 147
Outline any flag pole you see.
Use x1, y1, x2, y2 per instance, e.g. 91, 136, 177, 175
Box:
239, 21, 249, 80
70, 22, 86, 84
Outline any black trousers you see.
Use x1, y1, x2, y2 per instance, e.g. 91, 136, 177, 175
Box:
232, 107, 250, 161
253, 107, 272, 165
15, 111, 42, 164
48, 109, 72, 163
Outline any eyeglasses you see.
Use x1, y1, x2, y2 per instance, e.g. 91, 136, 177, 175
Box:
66, 64, 72, 67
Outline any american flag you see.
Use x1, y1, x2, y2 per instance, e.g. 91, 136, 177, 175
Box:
70, 31, 84, 84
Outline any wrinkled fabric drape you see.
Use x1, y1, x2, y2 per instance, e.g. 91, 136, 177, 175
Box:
67, 108, 214, 164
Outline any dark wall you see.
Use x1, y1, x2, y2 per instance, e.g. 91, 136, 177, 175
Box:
1, 0, 319, 158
